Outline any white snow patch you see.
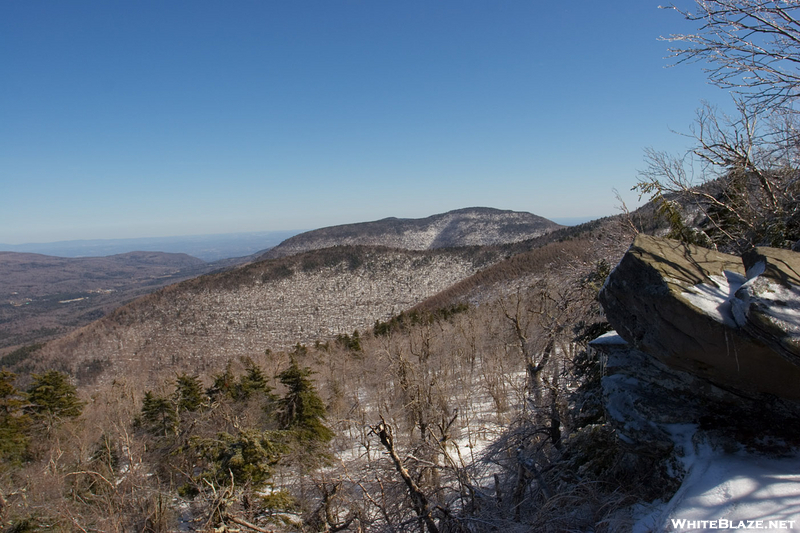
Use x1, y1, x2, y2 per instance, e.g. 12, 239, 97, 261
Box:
681, 270, 746, 327
589, 331, 628, 345
746, 281, 800, 331
633, 425, 800, 532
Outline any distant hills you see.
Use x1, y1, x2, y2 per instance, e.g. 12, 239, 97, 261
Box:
1, 208, 562, 262
0, 230, 302, 262
263, 207, 561, 259
16, 217, 627, 386
0, 251, 213, 350
29, 245, 503, 383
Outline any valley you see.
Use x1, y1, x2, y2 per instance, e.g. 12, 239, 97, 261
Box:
0, 251, 216, 351
0, 206, 638, 531
7, 1, 800, 530
0, 207, 565, 360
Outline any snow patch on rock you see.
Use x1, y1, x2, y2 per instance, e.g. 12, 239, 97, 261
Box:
680, 270, 745, 327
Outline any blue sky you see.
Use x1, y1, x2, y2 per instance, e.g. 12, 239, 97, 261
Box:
1, 1, 727, 244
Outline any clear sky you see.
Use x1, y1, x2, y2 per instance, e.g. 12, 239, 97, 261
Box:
1, 0, 728, 244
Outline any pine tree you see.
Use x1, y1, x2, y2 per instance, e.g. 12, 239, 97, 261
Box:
190, 429, 281, 489
208, 361, 237, 400
175, 374, 206, 412
141, 391, 178, 436
277, 360, 333, 443
27, 370, 83, 423
208, 360, 273, 402
0, 371, 30, 463
239, 360, 272, 400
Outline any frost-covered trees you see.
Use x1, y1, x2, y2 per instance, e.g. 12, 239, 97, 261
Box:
637, 1, 800, 253
663, 0, 800, 108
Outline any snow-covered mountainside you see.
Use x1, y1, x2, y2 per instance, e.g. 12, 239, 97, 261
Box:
32, 246, 496, 385
262, 207, 561, 259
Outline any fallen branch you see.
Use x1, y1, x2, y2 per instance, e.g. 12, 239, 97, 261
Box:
372, 417, 439, 533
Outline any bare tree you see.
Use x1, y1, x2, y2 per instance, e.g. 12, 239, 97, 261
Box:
373, 419, 440, 533
637, 100, 800, 252
663, 0, 800, 110
637, 1, 800, 252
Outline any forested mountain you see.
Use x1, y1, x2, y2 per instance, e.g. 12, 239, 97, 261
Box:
4, 179, 797, 531
22, 245, 501, 385
0, 208, 561, 355
263, 207, 561, 259
6, 0, 800, 528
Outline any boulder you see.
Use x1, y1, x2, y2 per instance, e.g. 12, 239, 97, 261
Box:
599, 234, 800, 402
733, 247, 800, 365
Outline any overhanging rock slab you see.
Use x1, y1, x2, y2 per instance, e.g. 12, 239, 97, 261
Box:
599, 234, 800, 402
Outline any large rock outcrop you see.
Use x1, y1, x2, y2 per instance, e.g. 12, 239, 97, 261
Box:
735, 246, 800, 365
590, 332, 792, 450
598, 234, 800, 402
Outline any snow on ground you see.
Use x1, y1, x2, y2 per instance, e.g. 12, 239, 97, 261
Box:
331, 370, 526, 491
633, 425, 800, 532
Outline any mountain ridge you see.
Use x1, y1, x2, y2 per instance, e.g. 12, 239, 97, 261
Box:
30, 244, 502, 384
262, 207, 561, 259
0, 207, 560, 354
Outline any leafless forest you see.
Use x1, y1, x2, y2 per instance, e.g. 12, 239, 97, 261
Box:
0, 219, 642, 532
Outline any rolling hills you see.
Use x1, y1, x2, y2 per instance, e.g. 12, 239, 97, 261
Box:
2, 207, 565, 366
19, 213, 630, 389
0, 206, 664, 531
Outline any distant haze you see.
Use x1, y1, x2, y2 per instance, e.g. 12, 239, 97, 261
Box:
0, 230, 303, 262
550, 216, 604, 226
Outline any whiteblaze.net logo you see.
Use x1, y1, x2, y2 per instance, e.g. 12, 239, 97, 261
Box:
671, 519, 797, 530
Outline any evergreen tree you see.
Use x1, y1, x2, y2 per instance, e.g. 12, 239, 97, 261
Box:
336, 329, 362, 352
208, 361, 237, 400
239, 360, 272, 400
0, 371, 29, 463
27, 370, 83, 423
175, 374, 206, 412
190, 429, 281, 489
140, 391, 178, 436
208, 360, 272, 402
277, 360, 333, 443
350, 329, 362, 352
